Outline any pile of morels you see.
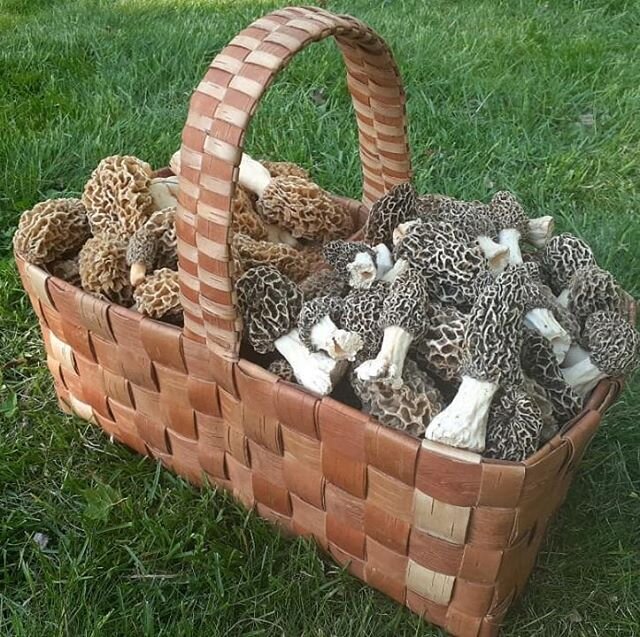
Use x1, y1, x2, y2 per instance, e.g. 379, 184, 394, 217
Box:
14, 152, 640, 462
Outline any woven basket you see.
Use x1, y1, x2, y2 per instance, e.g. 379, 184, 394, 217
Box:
14, 6, 635, 636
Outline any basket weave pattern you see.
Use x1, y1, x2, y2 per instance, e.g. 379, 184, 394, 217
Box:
14, 7, 630, 637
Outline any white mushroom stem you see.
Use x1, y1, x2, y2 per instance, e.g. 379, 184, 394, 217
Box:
424, 376, 498, 452
309, 315, 363, 361
527, 216, 554, 248
382, 257, 409, 283
274, 330, 346, 395
170, 150, 181, 175
130, 262, 147, 287
356, 325, 414, 388
524, 308, 571, 363
556, 289, 570, 308
264, 223, 299, 247
347, 252, 378, 288
477, 235, 510, 275
561, 357, 606, 396
373, 243, 394, 278
150, 177, 179, 211
498, 228, 524, 265
562, 343, 591, 367
238, 152, 271, 197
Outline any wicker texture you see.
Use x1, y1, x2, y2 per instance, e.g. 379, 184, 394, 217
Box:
14, 7, 635, 637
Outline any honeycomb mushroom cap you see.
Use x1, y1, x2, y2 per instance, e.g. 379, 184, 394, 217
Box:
298, 295, 342, 349
47, 256, 81, 287
235, 265, 304, 354
364, 182, 417, 247
462, 265, 535, 386
414, 304, 467, 383
350, 359, 443, 437
567, 265, 624, 328
381, 267, 430, 339
13, 198, 90, 265
484, 387, 543, 462
541, 233, 596, 295
394, 218, 487, 308
435, 197, 497, 239
340, 281, 388, 360
584, 310, 640, 377
268, 358, 296, 382
82, 155, 154, 238
489, 191, 528, 234
261, 160, 310, 180
521, 328, 583, 423
232, 185, 268, 241
78, 235, 133, 306
323, 240, 376, 277
133, 268, 182, 323
231, 233, 312, 283
299, 268, 349, 301
258, 175, 353, 241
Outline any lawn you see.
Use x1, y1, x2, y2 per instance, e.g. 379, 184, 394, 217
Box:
1, 0, 639, 635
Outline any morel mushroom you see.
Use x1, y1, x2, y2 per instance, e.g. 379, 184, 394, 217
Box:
126, 206, 177, 286
562, 311, 640, 396
356, 268, 431, 387
47, 256, 81, 287
300, 268, 349, 301
541, 233, 596, 297
297, 296, 363, 361
521, 328, 584, 427
425, 265, 533, 452
236, 266, 345, 395
268, 358, 296, 382
82, 155, 155, 238
13, 198, 91, 266
238, 153, 353, 241
363, 182, 418, 248
231, 233, 313, 283
261, 160, 310, 180
413, 304, 467, 384
430, 197, 510, 274
350, 359, 443, 437
339, 281, 388, 362
78, 235, 133, 305
322, 240, 392, 289
133, 268, 182, 324
484, 387, 543, 462
389, 218, 487, 309
489, 191, 554, 263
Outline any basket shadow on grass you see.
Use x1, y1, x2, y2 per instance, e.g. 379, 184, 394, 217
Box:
1, 0, 639, 635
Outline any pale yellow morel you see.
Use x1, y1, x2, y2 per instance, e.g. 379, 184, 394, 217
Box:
13, 198, 90, 265
258, 175, 354, 241
48, 256, 81, 287
133, 268, 182, 323
231, 233, 314, 283
78, 235, 133, 306
261, 160, 310, 180
82, 155, 154, 238
231, 185, 269, 241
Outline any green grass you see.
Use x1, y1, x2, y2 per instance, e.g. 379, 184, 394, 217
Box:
1, 0, 639, 635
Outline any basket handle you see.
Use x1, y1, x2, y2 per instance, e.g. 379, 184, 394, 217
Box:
175, 6, 412, 360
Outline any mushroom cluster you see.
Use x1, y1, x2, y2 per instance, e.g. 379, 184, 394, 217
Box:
14, 151, 639, 461
235, 182, 637, 460
14, 150, 340, 325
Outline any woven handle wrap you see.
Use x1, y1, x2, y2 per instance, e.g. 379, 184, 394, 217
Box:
176, 6, 411, 360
